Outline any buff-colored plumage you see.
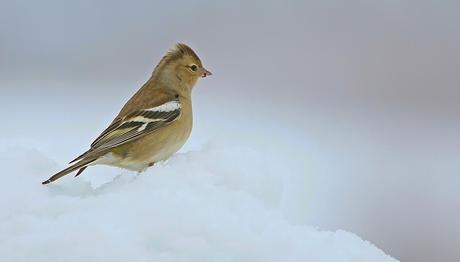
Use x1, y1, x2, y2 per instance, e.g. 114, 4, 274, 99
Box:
42, 43, 211, 184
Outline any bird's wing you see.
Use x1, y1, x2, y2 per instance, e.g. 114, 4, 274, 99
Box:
71, 95, 181, 162
90, 88, 179, 148
92, 96, 181, 150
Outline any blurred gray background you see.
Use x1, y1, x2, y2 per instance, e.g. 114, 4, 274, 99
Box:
1, 1, 459, 261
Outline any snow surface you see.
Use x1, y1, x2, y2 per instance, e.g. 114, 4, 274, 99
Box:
0, 139, 396, 262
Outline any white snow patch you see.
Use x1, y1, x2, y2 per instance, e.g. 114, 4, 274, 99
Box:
0, 141, 396, 262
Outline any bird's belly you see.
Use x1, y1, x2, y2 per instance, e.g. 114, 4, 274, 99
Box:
143, 139, 185, 164
119, 120, 192, 171
100, 142, 186, 172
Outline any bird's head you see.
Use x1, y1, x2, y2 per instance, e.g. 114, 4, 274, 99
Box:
154, 43, 212, 91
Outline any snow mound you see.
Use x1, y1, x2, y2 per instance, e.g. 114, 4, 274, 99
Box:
0, 143, 396, 262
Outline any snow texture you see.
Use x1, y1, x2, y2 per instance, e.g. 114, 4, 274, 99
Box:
0, 140, 396, 262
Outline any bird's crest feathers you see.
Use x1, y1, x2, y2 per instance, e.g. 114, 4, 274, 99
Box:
165, 43, 201, 64
153, 43, 202, 72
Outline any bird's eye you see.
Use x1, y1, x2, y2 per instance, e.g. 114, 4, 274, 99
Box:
190, 65, 197, 71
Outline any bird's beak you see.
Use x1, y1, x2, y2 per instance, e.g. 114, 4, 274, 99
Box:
200, 68, 212, 78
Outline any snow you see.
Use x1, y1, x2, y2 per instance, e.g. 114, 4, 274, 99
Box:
0, 138, 396, 261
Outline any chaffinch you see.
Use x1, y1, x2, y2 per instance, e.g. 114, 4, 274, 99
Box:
42, 43, 212, 184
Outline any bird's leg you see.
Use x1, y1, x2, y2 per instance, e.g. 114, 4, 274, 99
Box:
136, 162, 155, 176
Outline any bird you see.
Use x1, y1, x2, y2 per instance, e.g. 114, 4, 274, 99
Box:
42, 43, 212, 184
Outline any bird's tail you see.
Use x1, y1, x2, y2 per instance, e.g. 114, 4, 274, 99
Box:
42, 157, 97, 184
